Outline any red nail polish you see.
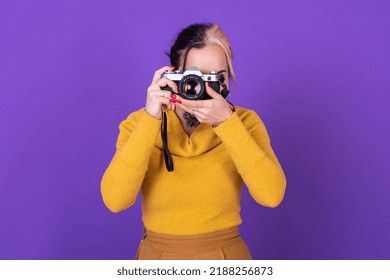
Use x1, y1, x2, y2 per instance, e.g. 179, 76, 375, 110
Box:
207, 82, 211, 88
176, 99, 182, 104
171, 94, 177, 99
169, 65, 175, 68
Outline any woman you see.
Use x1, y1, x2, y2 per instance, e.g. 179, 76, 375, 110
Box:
101, 23, 286, 260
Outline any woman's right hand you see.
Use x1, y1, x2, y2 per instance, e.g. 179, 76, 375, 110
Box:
145, 66, 180, 119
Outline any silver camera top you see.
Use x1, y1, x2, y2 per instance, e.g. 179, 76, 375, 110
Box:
164, 66, 224, 82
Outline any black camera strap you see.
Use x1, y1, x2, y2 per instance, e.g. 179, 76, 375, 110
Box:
161, 110, 174, 172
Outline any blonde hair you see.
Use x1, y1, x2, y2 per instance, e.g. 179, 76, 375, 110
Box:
168, 23, 236, 86
204, 25, 236, 85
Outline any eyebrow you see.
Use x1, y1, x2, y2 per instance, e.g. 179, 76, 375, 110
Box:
200, 69, 227, 74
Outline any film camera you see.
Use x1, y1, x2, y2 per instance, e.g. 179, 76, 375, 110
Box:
162, 66, 229, 100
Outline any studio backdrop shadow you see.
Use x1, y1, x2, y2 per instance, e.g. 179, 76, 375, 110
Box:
0, 0, 389, 259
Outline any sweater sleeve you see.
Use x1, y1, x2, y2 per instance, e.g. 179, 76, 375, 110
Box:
101, 109, 161, 212
213, 110, 286, 208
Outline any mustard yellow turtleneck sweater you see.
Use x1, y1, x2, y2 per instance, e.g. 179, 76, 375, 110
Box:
101, 107, 286, 235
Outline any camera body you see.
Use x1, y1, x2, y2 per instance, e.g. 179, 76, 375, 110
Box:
162, 66, 228, 100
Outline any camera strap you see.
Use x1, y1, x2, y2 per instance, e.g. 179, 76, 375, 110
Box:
161, 110, 174, 172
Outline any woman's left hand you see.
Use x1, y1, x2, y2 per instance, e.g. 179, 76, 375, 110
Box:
175, 83, 233, 126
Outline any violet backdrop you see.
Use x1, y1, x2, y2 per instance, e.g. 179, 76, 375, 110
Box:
1, 0, 389, 259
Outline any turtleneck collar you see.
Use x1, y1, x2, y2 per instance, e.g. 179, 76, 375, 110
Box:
155, 110, 222, 158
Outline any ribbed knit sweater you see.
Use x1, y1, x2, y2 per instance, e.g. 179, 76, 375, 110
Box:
101, 107, 286, 235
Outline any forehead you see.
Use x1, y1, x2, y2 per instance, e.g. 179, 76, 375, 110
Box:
185, 44, 228, 73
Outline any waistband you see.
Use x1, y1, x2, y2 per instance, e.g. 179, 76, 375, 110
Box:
144, 226, 241, 250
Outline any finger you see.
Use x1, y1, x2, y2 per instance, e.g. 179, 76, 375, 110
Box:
152, 66, 175, 84
154, 96, 175, 110
177, 98, 210, 109
205, 82, 222, 99
192, 110, 207, 122
156, 77, 179, 93
176, 102, 207, 116
176, 102, 195, 114
162, 97, 176, 111
149, 90, 172, 98
150, 95, 176, 106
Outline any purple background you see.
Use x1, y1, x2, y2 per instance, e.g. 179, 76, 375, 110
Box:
1, 0, 389, 260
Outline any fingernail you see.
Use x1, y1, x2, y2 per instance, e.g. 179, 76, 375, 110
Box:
176, 99, 182, 104
207, 83, 211, 88
170, 98, 176, 103
169, 65, 175, 68
171, 94, 177, 99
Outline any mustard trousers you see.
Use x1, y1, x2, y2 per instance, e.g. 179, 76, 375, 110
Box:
135, 226, 252, 260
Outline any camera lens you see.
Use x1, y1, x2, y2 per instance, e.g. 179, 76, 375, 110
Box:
184, 80, 201, 95
179, 75, 205, 100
